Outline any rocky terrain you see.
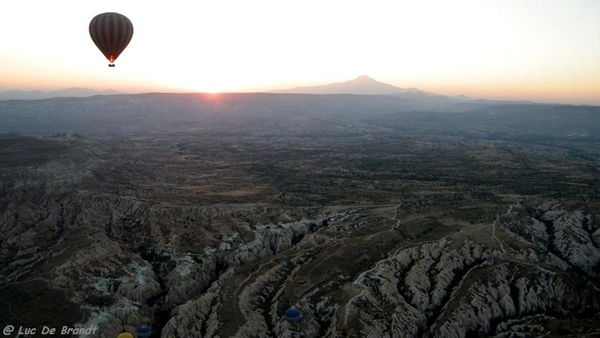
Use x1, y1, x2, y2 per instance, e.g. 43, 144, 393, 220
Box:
1, 94, 600, 337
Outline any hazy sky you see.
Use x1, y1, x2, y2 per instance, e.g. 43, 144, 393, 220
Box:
1, 0, 599, 104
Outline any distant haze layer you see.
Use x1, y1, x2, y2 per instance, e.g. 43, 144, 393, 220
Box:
2, 76, 598, 107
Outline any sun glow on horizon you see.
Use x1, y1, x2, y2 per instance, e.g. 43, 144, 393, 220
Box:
1, 0, 599, 104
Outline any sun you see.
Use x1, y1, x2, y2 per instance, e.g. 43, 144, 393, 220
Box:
185, 82, 237, 94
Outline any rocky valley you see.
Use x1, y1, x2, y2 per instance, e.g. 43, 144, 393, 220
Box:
1, 93, 599, 337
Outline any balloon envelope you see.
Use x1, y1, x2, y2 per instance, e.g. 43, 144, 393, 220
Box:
89, 12, 133, 65
116, 333, 134, 338
136, 325, 152, 338
285, 308, 302, 325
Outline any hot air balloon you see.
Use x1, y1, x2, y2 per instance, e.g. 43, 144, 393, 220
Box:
89, 12, 134, 67
116, 333, 134, 338
285, 308, 302, 325
136, 325, 152, 338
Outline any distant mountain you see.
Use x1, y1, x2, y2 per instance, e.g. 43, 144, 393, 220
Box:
271, 76, 536, 111
0, 87, 124, 101
273, 76, 599, 107
273, 75, 437, 96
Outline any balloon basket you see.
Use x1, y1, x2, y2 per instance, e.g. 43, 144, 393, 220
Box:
108, 64, 115, 67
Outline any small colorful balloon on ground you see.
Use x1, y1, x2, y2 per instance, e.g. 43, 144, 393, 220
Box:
285, 308, 302, 325
136, 325, 152, 338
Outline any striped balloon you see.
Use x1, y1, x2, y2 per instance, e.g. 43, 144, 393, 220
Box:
89, 12, 134, 66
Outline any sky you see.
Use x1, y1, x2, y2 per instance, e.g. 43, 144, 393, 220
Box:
1, 0, 599, 104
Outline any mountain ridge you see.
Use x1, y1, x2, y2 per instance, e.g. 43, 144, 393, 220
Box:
0, 87, 125, 101
0, 77, 554, 106
272, 75, 439, 96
